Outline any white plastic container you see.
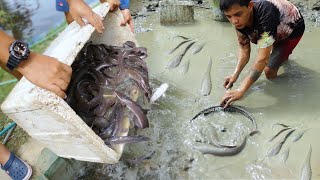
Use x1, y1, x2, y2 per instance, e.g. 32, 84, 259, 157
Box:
1, 3, 138, 163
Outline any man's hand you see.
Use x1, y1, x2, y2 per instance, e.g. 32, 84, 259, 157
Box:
17, 53, 72, 98
106, 0, 120, 11
120, 9, 134, 32
220, 89, 244, 108
67, 0, 105, 33
223, 74, 238, 89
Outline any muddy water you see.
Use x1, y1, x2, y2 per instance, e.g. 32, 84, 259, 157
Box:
80, 7, 320, 179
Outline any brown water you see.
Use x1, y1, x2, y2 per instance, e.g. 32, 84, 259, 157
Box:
79, 7, 320, 180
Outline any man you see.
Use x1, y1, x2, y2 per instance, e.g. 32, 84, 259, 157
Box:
0, 0, 104, 179
219, 0, 305, 108
56, 0, 134, 32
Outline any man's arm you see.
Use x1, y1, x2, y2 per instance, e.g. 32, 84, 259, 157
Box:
119, 0, 134, 32
238, 45, 272, 92
221, 45, 272, 108
100, 0, 120, 11
224, 31, 251, 89
67, 0, 104, 33
0, 30, 72, 98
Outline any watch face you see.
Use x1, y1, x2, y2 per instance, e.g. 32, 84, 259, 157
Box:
10, 40, 30, 60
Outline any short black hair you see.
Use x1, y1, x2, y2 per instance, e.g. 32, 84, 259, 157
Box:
219, 0, 251, 11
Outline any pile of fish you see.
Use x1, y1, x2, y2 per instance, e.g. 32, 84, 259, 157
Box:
165, 35, 213, 96
190, 105, 258, 156
65, 41, 151, 147
266, 123, 312, 179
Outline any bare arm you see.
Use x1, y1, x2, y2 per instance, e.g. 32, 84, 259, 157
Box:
220, 45, 272, 108
223, 31, 251, 89
233, 31, 251, 78
67, 0, 104, 33
100, 0, 120, 11
0, 30, 72, 98
238, 45, 272, 92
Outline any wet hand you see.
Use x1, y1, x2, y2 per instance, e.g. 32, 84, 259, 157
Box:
223, 74, 238, 89
106, 0, 120, 11
17, 53, 72, 99
120, 9, 134, 33
220, 89, 244, 108
68, 0, 105, 33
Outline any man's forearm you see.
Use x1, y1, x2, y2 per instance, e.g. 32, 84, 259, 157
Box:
238, 57, 268, 93
233, 46, 250, 77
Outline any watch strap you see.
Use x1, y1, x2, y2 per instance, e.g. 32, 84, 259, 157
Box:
6, 55, 20, 71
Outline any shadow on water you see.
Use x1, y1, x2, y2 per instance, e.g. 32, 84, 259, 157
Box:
0, 0, 39, 40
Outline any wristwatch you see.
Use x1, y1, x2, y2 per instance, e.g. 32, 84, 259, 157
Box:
6, 40, 30, 71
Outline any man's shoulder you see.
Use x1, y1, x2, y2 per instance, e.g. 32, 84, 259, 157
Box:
253, 0, 279, 12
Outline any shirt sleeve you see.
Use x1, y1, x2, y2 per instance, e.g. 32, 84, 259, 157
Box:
256, 2, 278, 48
236, 30, 250, 47
120, 0, 130, 10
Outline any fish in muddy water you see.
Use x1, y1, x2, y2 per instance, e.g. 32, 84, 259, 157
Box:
150, 83, 169, 103
126, 151, 155, 166
179, 59, 190, 75
203, 126, 236, 148
267, 129, 295, 157
191, 105, 258, 136
300, 145, 312, 180
105, 135, 150, 145
272, 123, 291, 129
191, 42, 206, 55
280, 148, 290, 164
167, 39, 191, 55
192, 136, 247, 156
173, 35, 190, 40
268, 127, 291, 142
200, 57, 212, 96
166, 41, 196, 69
292, 129, 309, 142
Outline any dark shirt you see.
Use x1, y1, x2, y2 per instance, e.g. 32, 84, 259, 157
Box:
237, 0, 305, 48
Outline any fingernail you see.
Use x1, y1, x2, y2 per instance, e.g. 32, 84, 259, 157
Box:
64, 95, 67, 99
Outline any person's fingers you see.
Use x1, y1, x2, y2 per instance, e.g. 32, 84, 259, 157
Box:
74, 17, 85, 27
54, 78, 69, 91
224, 98, 233, 108
220, 99, 226, 106
226, 82, 233, 89
120, 19, 126, 26
223, 78, 230, 88
92, 14, 104, 33
109, 4, 115, 11
86, 13, 104, 33
129, 19, 134, 32
109, 4, 119, 11
220, 95, 228, 106
224, 81, 229, 88
48, 84, 67, 99
62, 64, 72, 77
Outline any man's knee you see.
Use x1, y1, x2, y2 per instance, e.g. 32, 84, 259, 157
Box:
264, 67, 278, 80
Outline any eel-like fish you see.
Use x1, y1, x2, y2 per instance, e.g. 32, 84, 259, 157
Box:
200, 57, 212, 96
267, 129, 295, 157
115, 91, 149, 128
300, 145, 312, 180
105, 135, 150, 145
191, 105, 258, 136
192, 136, 247, 156
166, 41, 196, 69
